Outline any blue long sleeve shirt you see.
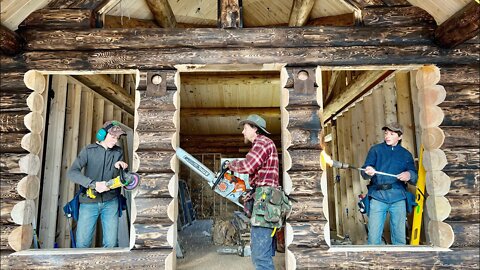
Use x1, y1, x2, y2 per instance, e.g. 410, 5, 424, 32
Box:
361, 142, 418, 204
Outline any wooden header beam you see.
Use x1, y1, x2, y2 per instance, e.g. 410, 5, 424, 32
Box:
434, 1, 480, 48
323, 70, 392, 121
72, 74, 135, 115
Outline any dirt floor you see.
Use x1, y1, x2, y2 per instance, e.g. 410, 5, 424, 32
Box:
177, 220, 285, 270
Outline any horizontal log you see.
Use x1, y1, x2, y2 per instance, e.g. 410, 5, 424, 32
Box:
306, 13, 355, 27
2, 248, 171, 268
288, 149, 322, 171
1, 199, 18, 225
135, 173, 173, 198
0, 25, 23, 55
288, 195, 325, 222
447, 195, 479, 222
0, 92, 30, 112
0, 72, 27, 91
137, 89, 176, 111
0, 224, 16, 250
288, 247, 480, 269
0, 153, 27, 174
136, 151, 175, 173
134, 197, 172, 224
21, 26, 437, 51
288, 221, 328, 249
137, 131, 175, 152
0, 173, 23, 201
443, 148, 479, 171
0, 112, 29, 133
446, 170, 479, 197
1, 43, 477, 72
134, 223, 170, 249
450, 221, 480, 248
442, 126, 480, 149
0, 133, 27, 153
136, 109, 176, 132
180, 108, 279, 118
47, 0, 102, 9
286, 106, 321, 131
288, 171, 322, 196
439, 65, 480, 85
362, 6, 435, 27
19, 9, 94, 30
440, 105, 479, 126
442, 84, 479, 105
289, 128, 322, 150
285, 88, 319, 107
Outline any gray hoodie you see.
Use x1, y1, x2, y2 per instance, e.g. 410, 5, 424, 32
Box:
67, 143, 124, 203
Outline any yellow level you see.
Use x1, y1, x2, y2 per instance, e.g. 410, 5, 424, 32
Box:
410, 145, 426, 245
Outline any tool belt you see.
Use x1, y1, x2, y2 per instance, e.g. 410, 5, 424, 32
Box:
251, 186, 292, 228
373, 183, 393, 190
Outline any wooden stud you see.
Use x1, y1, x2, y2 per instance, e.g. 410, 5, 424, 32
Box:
38, 75, 68, 248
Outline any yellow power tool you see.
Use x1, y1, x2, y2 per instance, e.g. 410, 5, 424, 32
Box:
87, 169, 140, 199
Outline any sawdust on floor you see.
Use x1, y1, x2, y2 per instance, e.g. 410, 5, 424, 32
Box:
176, 220, 285, 270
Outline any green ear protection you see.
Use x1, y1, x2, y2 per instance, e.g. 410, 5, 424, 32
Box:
96, 121, 119, 141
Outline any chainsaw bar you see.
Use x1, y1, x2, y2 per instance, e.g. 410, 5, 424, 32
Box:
176, 147, 242, 207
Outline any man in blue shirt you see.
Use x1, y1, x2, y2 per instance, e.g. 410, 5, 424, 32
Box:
361, 122, 418, 245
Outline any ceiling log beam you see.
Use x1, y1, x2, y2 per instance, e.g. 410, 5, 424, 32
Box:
47, 0, 105, 9
145, 0, 177, 28
434, 1, 480, 48
323, 70, 393, 121
0, 25, 23, 55
218, 0, 242, 28
288, 0, 316, 27
71, 75, 135, 115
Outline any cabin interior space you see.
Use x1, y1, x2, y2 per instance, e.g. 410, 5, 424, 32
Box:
176, 69, 284, 267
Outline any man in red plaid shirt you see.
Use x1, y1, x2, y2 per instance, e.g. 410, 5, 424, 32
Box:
228, 114, 279, 270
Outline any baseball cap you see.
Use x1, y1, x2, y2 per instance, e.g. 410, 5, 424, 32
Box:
382, 122, 404, 135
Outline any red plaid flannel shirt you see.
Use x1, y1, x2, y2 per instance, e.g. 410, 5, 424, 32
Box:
229, 135, 279, 188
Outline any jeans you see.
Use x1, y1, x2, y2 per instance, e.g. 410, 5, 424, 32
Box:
367, 198, 406, 245
75, 198, 119, 248
251, 226, 276, 270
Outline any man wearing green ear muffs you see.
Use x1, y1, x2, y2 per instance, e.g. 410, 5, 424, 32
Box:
67, 120, 128, 248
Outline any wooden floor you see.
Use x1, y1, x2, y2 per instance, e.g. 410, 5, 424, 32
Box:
177, 219, 285, 270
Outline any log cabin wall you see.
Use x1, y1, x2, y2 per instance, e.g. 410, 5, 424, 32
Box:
1, 15, 479, 270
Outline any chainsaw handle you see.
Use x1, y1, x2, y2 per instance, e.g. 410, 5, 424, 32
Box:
212, 160, 230, 190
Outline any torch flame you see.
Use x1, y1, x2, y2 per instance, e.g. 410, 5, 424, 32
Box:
320, 150, 334, 170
